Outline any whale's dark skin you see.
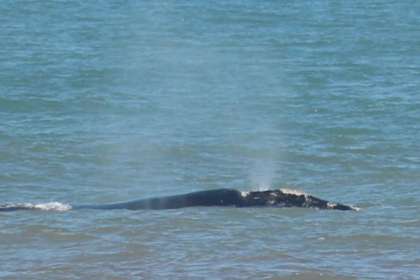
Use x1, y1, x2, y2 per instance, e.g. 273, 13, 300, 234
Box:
0, 188, 359, 211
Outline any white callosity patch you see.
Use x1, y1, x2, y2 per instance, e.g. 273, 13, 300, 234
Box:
327, 202, 337, 209
268, 192, 279, 205
240, 191, 250, 198
280, 189, 310, 208
279, 188, 308, 196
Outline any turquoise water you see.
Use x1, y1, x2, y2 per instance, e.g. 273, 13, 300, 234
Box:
1, 0, 420, 278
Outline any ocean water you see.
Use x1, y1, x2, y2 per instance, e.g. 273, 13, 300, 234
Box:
1, 0, 419, 279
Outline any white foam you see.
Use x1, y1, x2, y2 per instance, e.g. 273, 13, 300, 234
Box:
350, 206, 361, 211
34, 202, 72, 211
3, 202, 73, 211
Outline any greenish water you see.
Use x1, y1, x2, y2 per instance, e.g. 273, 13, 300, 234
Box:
1, 1, 420, 279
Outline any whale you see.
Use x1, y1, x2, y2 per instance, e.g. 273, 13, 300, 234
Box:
0, 188, 360, 212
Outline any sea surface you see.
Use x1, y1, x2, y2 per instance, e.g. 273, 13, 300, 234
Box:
1, 0, 420, 279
